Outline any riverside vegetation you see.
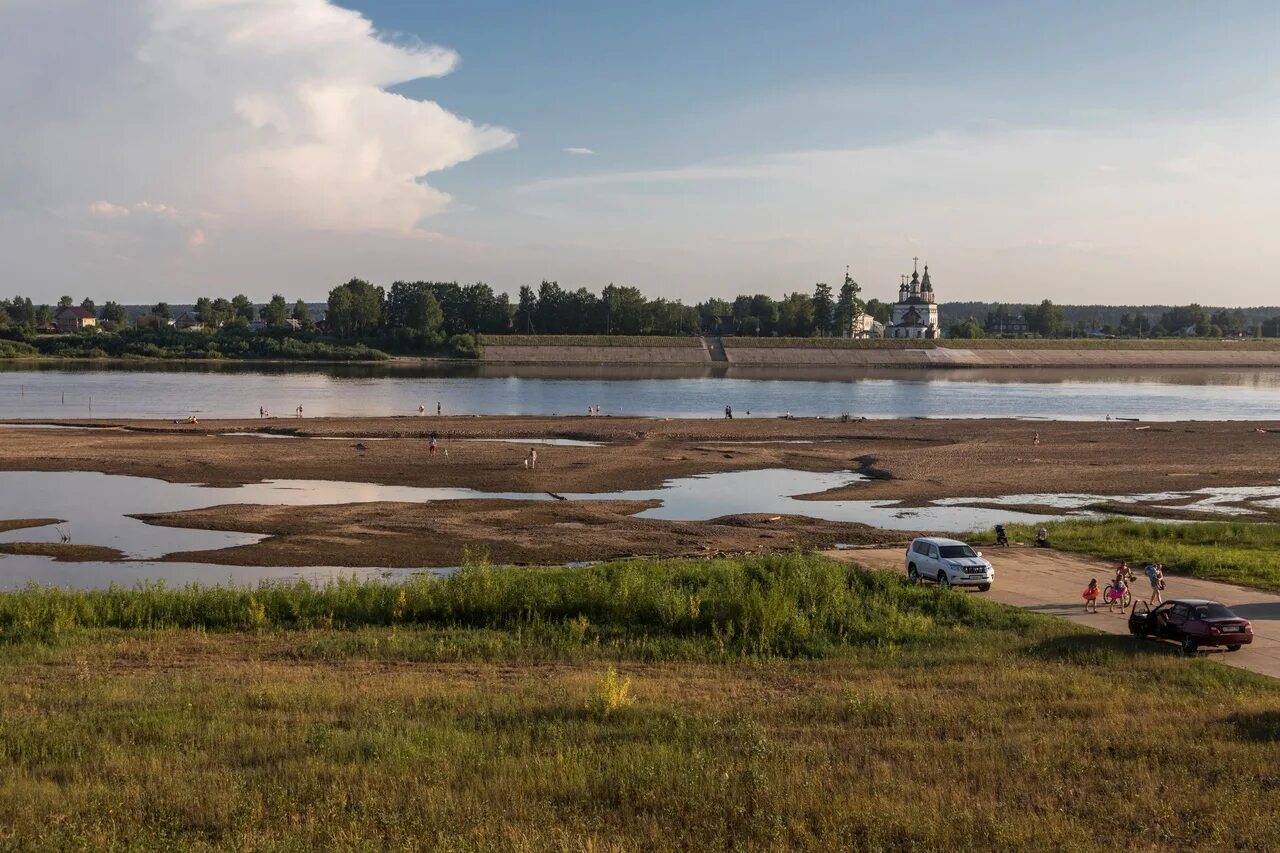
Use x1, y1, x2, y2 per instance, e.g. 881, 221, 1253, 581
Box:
1, 554, 1277, 849
1001, 519, 1280, 591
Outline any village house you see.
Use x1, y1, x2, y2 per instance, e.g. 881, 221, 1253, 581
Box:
54, 306, 97, 332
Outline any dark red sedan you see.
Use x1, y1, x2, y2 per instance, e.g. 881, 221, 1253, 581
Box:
1129, 598, 1254, 654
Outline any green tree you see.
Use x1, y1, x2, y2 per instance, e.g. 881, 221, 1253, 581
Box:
948, 316, 985, 339
834, 274, 863, 337
601, 284, 646, 335
326, 279, 383, 339
99, 301, 127, 326
403, 288, 445, 343
535, 280, 565, 335
1026, 299, 1064, 337
80, 297, 95, 313
231, 294, 255, 323
260, 294, 289, 327
812, 283, 834, 336
778, 292, 816, 337
210, 298, 234, 326
292, 299, 315, 330
516, 285, 537, 334
36, 304, 54, 325
151, 302, 171, 320
863, 298, 891, 324
194, 297, 215, 324
58, 295, 74, 309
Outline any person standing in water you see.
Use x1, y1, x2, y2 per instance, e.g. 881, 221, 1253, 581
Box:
437, 401, 442, 416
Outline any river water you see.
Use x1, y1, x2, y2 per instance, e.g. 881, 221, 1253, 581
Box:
2, 362, 1279, 420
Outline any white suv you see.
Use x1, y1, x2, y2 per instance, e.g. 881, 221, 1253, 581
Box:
905, 537, 993, 591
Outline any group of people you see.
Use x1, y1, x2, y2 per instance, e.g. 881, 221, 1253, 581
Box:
257, 405, 304, 418
1083, 560, 1166, 613
417, 403, 443, 416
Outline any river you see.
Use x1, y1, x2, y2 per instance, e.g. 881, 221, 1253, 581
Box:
1, 362, 1279, 421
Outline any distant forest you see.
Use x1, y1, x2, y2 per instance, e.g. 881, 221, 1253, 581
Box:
942, 302, 1280, 328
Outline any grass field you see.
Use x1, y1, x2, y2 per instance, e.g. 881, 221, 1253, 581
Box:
1000, 519, 1280, 591
481, 333, 1280, 350
481, 334, 703, 347
2, 554, 1277, 849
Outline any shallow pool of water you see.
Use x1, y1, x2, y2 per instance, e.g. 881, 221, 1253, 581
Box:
0, 468, 1075, 588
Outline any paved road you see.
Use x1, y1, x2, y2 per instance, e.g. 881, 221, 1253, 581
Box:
825, 545, 1280, 680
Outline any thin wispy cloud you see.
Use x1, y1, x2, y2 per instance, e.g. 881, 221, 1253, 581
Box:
562, 147, 597, 155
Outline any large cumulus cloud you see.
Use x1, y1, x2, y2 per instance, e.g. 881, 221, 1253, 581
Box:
0, 0, 513, 295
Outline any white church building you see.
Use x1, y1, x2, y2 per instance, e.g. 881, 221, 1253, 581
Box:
885, 259, 940, 339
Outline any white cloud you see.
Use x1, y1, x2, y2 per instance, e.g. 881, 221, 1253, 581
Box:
88, 201, 130, 219
562, 147, 596, 156
0, 0, 514, 297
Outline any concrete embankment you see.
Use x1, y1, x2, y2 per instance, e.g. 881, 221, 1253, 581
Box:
483, 340, 1280, 368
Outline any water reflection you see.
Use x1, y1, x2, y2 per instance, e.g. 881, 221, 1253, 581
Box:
3, 364, 1280, 421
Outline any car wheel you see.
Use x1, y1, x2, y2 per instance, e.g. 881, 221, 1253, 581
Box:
937, 571, 950, 590
907, 563, 919, 584
1181, 636, 1198, 656
978, 583, 991, 592
1227, 644, 1242, 652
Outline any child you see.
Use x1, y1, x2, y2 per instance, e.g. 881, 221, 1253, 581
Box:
1082, 579, 1100, 613
1107, 574, 1127, 612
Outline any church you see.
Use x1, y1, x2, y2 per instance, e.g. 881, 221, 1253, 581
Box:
885, 259, 940, 339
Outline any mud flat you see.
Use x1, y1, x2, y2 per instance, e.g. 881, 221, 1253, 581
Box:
0, 416, 1276, 570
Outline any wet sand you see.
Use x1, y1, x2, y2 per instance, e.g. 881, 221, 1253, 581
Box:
136, 499, 902, 568
0, 416, 1277, 567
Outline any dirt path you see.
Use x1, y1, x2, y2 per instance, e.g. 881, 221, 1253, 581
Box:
826, 545, 1280, 680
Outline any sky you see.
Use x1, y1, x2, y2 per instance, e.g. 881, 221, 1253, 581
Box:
3, 0, 1280, 306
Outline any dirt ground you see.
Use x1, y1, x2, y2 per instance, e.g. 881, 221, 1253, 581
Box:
136, 499, 903, 567
2, 416, 1278, 500
1, 416, 1278, 567
828, 545, 1280, 680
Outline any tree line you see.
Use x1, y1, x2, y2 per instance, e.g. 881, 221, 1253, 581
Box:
945, 300, 1277, 339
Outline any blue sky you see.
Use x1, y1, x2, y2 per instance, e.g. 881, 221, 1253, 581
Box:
3, 0, 1280, 304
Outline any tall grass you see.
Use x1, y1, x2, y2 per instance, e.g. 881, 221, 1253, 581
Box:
481, 334, 702, 347
999, 519, 1280, 590
0, 554, 1041, 654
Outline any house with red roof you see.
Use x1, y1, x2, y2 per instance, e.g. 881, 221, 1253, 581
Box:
54, 306, 97, 332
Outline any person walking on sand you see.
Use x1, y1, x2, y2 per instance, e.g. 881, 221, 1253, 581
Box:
1082, 579, 1100, 613
528, 448, 537, 470
725, 405, 733, 419
1033, 431, 1041, 445
429, 434, 438, 454
1144, 562, 1164, 605
296, 405, 303, 418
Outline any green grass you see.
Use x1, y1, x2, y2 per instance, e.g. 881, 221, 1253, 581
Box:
0, 554, 1037, 656
482, 334, 702, 347
999, 519, 1280, 590
726, 336, 1280, 349
1, 554, 1278, 849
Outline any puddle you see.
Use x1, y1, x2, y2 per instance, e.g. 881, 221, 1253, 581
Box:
0, 556, 454, 591
0, 423, 126, 431
934, 484, 1280, 517
463, 438, 603, 447
7, 468, 1274, 590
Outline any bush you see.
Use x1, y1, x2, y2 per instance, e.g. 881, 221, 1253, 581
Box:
448, 332, 483, 359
